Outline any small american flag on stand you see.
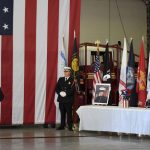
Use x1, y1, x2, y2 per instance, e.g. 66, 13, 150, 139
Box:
92, 40, 102, 104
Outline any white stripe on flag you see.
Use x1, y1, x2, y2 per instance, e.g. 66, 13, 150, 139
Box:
35, 0, 48, 123
12, 0, 25, 124
61, 0, 70, 60
147, 52, 150, 100
54, 0, 70, 123
118, 38, 127, 107
147, 52, 150, 91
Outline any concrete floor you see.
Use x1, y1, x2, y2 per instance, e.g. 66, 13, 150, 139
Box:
0, 126, 150, 150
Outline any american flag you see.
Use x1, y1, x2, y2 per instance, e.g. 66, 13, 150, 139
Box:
92, 51, 102, 104
0, 0, 80, 125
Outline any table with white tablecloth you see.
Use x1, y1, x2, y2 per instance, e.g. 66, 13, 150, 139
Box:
76, 105, 150, 135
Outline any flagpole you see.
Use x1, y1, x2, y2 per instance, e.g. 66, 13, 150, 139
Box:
74, 30, 76, 78
95, 40, 100, 53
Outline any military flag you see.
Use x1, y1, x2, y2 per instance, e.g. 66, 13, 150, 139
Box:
103, 42, 111, 83
136, 37, 147, 107
71, 31, 79, 77
71, 31, 79, 91
126, 39, 137, 106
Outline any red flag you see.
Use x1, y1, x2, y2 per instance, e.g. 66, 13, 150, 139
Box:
136, 38, 147, 107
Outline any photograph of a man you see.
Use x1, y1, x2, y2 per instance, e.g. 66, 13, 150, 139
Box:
94, 83, 110, 105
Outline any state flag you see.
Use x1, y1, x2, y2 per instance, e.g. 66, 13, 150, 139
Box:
118, 38, 127, 107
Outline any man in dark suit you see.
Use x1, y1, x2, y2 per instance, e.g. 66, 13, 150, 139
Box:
94, 91, 108, 104
94, 95, 107, 104
56, 67, 75, 131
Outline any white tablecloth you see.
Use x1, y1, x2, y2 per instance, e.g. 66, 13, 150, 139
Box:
76, 105, 150, 135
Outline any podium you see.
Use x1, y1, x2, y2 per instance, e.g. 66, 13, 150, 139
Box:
72, 42, 123, 124
79, 42, 121, 105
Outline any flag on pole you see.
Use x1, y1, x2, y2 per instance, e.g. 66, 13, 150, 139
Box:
71, 31, 79, 77
58, 37, 67, 77
92, 41, 102, 104
127, 39, 135, 90
146, 52, 150, 102
146, 52, 150, 108
54, 36, 67, 123
103, 42, 111, 83
118, 38, 127, 107
136, 37, 147, 107
126, 39, 137, 106
71, 31, 79, 91
93, 51, 101, 83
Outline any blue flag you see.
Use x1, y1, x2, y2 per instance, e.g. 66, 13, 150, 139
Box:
127, 39, 135, 90
0, 0, 13, 35
127, 39, 137, 107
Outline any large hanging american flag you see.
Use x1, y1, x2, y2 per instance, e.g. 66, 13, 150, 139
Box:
92, 49, 102, 104
0, 0, 80, 125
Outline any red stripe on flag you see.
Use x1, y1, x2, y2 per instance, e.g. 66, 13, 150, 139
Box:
24, 0, 37, 124
92, 73, 102, 102
45, 0, 59, 124
119, 80, 126, 88
68, 0, 81, 66
1, 36, 13, 125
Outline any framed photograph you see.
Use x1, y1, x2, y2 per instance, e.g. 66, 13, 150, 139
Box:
93, 83, 111, 105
